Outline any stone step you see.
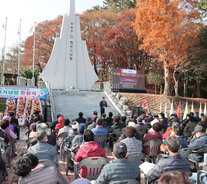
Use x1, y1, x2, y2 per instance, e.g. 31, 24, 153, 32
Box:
52, 90, 119, 120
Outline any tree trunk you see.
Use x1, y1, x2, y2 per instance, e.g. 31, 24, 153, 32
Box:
163, 61, 170, 96
197, 80, 201, 97
173, 70, 179, 97
183, 82, 188, 97
155, 84, 157, 94
160, 85, 163, 94
93, 46, 98, 75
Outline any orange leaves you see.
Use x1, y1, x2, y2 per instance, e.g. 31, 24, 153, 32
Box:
134, 0, 202, 67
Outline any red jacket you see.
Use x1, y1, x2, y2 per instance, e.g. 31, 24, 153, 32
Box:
55, 116, 64, 135
143, 131, 162, 155
74, 141, 107, 177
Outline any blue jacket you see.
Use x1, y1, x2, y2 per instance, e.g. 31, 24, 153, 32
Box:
28, 142, 57, 164
92, 126, 108, 136
95, 158, 140, 184
189, 133, 207, 162
146, 154, 190, 182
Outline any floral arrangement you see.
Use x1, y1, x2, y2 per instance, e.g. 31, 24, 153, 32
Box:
5, 97, 15, 116
22, 96, 33, 126
16, 96, 25, 119
30, 97, 42, 120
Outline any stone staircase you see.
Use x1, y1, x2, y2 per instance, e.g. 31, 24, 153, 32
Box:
52, 90, 119, 120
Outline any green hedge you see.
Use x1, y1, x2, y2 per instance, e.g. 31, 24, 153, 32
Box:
0, 103, 6, 113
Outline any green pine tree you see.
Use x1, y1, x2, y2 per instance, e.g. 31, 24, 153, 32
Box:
103, 0, 136, 10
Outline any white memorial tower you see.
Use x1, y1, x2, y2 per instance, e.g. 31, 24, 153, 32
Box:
40, 0, 98, 90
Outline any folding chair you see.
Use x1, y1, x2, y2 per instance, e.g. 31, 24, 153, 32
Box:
56, 132, 69, 161
109, 179, 139, 184
127, 152, 145, 165
94, 135, 108, 148
144, 139, 162, 163
74, 156, 108, 180
197, 170, 207, 184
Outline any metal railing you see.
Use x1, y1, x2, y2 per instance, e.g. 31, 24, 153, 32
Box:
47, 82, 56, 122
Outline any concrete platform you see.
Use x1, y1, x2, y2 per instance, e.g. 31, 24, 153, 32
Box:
52, 90, 119, 120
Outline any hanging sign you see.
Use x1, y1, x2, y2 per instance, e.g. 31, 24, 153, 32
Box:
0, 87, 49, 99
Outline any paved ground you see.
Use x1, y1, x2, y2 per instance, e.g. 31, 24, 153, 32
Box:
53, 90, 119, 120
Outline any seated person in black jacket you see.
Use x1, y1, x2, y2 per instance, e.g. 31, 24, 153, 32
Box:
146, 136, 190, 183
188, 123, 207, 163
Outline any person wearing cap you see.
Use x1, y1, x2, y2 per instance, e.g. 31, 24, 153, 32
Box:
74, 130, 107, 178
68, 121, 79, 136
146, 136, 190, 183
188, 123, 207, 163
95, 142, 140, 184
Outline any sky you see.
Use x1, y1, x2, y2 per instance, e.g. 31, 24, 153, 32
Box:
0, 0, 103, 53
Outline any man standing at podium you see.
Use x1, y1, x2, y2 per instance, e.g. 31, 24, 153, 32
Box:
100, 97, 108, 115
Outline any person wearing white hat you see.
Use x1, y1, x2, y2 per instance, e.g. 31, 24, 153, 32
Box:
68, 121, 79, 136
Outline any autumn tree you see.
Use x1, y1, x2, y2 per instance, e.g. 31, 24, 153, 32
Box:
80, 9, 120, 75
80, 8, 150, 80
23, 16, 62, 72
134, 0, 202, 96
101, 9, 150, 70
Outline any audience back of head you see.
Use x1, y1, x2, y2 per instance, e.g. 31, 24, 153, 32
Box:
84, 130, 94, 142
14, 153, 38, 177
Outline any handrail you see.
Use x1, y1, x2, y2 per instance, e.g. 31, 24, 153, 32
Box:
46, 82, 55, 122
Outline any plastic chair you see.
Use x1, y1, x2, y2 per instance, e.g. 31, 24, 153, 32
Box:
0, 137, 6, 157
94, 135, 108, 148
109, 179, 139, 184
197, 170, 207, 184
75, 156, 108, 180
57, 132, 69, 161
65, 136, 76, 176
26, 137, 37, 148
127, 152, 145, 165
144, 139, 162, 163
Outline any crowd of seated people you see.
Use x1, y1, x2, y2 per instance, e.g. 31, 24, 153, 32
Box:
1, 109, 207, 184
